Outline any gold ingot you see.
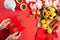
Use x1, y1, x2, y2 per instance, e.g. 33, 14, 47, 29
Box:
49, 11, 54, 15
51, 13, 56, 17
47, 29, 52, 34
51, 8, 55, 11
46, 20, 50, 25
32, 10, 36, 15
42, 24, 47, 29
41, 19, 46, 24
49, 16, 53, 19
37, 10, 41, 16
44, 15, 48, 19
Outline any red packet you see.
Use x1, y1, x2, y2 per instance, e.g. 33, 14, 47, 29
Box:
7, 16, 25, 33
35, 28, 47, 40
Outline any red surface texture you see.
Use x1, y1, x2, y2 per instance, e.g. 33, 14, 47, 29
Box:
0, 0, 60, 40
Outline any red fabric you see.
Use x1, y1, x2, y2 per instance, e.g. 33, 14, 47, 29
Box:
36, 28, 58, 40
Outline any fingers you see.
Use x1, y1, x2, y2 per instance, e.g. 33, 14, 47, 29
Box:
3, 19, 11, 24
52, 19, 60, 29
50, 19, 57, 28
13, 32, 21, 39
52, 22, 59, 29
56, 16, 60, 20
15, 32, 21, 39
55, 25, 60, 32
4, 19, 11, 26
12, 32, 18, 36
50, 19, 60, 33
1, 19, 11, 25
0, 19, 11, 30
6, 33, 13, 40
6, 32, 18, 40
49, 18, 60, 33
0, 19, 11, 29
6, 32, 21, 40
2, 19, 10, 22
4, 19, 11, 21
4, 21, 11, 27
12, 32, 21, 39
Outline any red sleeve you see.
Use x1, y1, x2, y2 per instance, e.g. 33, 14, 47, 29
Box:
0, 29, 10, 40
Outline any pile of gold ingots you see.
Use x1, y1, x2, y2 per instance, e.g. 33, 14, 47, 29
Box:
31, 6, 57, 34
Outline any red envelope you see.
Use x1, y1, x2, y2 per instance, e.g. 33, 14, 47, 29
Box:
7, 16, 25, 33
35, 28, 58, 40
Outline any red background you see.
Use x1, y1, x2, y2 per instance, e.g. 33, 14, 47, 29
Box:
0, 0, 60, 40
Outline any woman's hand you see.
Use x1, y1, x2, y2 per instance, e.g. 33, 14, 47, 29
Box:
6, 32, 21, 40
50, 16, 60, 32
0, 19, 11, 30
